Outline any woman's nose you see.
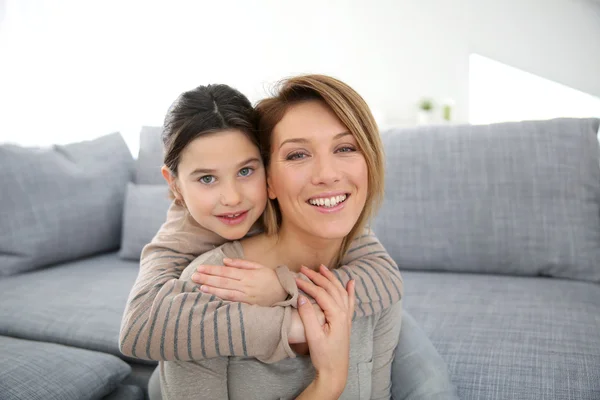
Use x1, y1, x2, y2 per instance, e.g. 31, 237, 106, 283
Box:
311, 154, 341, 186
220, 182, 242, 206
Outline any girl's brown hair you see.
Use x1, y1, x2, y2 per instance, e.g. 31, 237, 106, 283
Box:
161, 84, 259, 203
255, 74, 385, 264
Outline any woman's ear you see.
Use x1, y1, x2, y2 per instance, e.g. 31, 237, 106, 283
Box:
266, 172, 277, 200
161, 165, 182, 201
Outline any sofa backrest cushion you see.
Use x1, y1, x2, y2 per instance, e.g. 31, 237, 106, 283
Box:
117, 126, 171, 260
136, 125, 165, 185
119, 183, 172, 260
373, 118, 600, 283
0, 132, 133, 276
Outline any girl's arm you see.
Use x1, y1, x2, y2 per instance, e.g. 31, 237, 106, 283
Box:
119, 202, 295, 363
198, 228, 403, 318
336, 229, 404, 318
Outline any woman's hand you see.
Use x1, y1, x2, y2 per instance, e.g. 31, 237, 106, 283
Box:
295, 265, 356, 399
191, 258, 287, 307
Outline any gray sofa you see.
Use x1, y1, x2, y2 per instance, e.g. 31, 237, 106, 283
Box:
1, 118, 599, 400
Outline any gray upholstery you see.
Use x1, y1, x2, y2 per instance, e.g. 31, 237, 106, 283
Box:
0, 132, 134, 276
0, 336, 131, 400
119, 183, 172, 260
0, 252, 148, 363
374, 118, 600, 283
102, 385, 144, 400
136, 126, 165, 185
402, 270, 600, 400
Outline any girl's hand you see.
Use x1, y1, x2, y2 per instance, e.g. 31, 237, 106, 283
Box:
191, 258, 287, 307
288, 304, 325, 344
295, 265, 356, 399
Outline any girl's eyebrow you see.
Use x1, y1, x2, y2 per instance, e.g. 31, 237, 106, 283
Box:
189, 157, 261, 176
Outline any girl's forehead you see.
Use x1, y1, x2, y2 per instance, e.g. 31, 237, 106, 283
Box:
179, 130, 261, 171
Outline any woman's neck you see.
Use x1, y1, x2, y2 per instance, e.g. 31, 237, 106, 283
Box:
245, 222, 343, 273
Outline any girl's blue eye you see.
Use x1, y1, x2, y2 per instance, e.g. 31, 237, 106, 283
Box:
286, 152, 307, 161
199, 175, 215, 184
239, 167, 254, 177
337, 146, 356, 153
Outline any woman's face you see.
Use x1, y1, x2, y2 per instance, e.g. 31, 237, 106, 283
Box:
267, 100, 368, 241
170, 129, 267, 240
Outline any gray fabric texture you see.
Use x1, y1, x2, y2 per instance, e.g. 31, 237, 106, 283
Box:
102, 385, 144, 400
391, 311, 459, 400
0, 132, 134, 276
402, 269, 600, 400
374, 118, 600, 283
136, 126, 165, 185
123, 363, 157, 397
0, 335, 130, 400
0, 252, 154, 364
119, 183, 172, 260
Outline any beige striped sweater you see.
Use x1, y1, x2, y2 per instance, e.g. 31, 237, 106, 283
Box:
119, 201, 403, 363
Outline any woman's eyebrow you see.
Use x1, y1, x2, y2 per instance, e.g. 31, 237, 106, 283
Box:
189, 157, 260, 176
279, 132, 351, 150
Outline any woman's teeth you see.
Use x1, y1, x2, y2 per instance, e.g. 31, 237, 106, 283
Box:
309, 194, 347, 208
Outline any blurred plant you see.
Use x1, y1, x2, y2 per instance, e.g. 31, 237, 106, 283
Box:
419, 98, 434, 112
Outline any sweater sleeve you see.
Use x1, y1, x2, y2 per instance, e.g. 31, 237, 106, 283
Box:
272, 229, 404, 318
119, 203, 295, 363
337, 229, 404, 318
369, 301, 403, 400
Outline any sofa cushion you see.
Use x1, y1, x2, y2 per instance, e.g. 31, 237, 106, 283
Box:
102, 385, 144, 400
403, 270, 600, 400
136, 126, 165, 185
119, 183, 173, 260
0, 336, 131, 400
0, 132, 134, 276
0, 252, 152, 364
374, 118, 600, 283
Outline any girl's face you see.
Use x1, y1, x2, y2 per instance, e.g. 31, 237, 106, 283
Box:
166, 129, 267, 240
267, 100, 368, 241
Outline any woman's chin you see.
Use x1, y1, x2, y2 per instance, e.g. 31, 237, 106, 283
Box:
307, 224, 354, 241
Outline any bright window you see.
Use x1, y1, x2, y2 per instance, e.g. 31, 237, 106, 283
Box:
469, 53, 600, 125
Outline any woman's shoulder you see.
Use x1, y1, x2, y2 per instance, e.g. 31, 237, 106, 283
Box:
180, 241, 244, 281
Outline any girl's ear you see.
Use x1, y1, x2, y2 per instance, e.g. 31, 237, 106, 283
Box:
161, 165, 182, 201
266, 171, 277, 200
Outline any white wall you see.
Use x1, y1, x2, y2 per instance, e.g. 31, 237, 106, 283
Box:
0, 0, 598, 153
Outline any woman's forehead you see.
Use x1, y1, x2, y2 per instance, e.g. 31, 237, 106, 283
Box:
273, 101, 349, 144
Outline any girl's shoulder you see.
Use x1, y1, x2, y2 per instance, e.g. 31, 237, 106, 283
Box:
180, 241, 244, 281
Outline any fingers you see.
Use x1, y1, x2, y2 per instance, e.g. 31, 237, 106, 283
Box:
223, 258, 262, 270
317, 264, 346, 292
192, 272, 239, 291
197, 285, 246, 302
295, 277, 340, 321
196, 265, 241, 280
346, 280, 356, 323
297, 295, 324, 343
318, 264, 348, 309
300, 266, 344, 307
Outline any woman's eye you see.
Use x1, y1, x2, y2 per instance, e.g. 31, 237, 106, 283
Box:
286, 152, 307, 161
199, 175, 216, 184
337, 146, 356, 153
238, 167, 254, 177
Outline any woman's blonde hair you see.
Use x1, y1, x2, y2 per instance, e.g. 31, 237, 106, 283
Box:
255, 74, 385, 265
